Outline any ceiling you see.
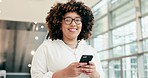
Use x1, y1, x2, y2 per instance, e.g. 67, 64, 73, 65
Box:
0, 0, 100, 23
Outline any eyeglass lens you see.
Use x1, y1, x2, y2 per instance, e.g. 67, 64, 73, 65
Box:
64, 17, 81, 25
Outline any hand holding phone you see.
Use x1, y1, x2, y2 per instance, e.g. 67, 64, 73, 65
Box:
79, 55, 93, 65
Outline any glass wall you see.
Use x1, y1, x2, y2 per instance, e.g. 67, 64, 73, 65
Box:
93, 33, 109, 51
112, 22, 137, 46
111, 0, 136, 27
122, 57, 137, 78
141, 16, 148, 38
91, 0, 148, 78
141, 0, 148, 15
144, 54, 148, 78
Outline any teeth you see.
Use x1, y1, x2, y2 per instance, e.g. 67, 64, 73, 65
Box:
68, 29, 77, 32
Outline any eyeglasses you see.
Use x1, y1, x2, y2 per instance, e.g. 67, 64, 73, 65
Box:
63, 17, 82, 25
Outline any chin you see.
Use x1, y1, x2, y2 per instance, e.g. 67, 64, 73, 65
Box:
68, 35, 78, 39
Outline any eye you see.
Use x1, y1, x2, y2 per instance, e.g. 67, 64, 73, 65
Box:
65, 18, 72, 22
75, 19, 81, 22
65, 19, 71, 22
75, 18, 81, 22
75, 18, 81, 23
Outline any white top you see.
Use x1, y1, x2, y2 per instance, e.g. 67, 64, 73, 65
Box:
31, 39, 105, 78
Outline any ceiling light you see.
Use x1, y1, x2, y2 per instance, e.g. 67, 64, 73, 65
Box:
41, 25, 44, 29
31, 50, 35, 55
35, 36, 39, 40
34, 21, 37, 24
28, 64, 31, 67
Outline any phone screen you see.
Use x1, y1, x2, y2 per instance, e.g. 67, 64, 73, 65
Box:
79, 55, 93, 65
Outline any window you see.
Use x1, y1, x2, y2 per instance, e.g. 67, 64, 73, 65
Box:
110, 0, 129, 10
93, 16, 108, 36
112, 46, 124, 57
98, 51, 109, 60
93, 0, 108, 20
109, 60, 121, 78
91, 0, 148, 78
144, 54, 148, 78
142, 39, 148, 52
102, 61, 109, 78
141, 16, 148, 38
93, 33, 109, 51
122, 57, 137, 78
141, 0, 148, 15
111, 0, 135, 27
112, 22, 137, 46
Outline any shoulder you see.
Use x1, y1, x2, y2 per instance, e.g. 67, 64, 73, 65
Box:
79, 40, 97, 52
40, 39, 60, 47
35, 39, 61, 54
36, 39, 56, 51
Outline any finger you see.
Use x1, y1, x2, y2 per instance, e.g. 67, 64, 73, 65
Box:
72, 62, 79, 65
88, 61, 95, 65
81, 65, 91, 68
71, 62, 81, 67
81, 65, 95, 69
79, 63, 87, 66
77, 63, 87, 68
85, 72, 93, 75
86, 69, 92, 73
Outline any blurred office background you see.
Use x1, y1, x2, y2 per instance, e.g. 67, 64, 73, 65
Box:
0, 0, 148, 78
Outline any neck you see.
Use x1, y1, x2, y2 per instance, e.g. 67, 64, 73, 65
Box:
62, 37, 77, 44
63, 40, 77, 45
62, 38, 78, 49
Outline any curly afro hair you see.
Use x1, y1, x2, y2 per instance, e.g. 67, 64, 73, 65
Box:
46, 0, 94, 40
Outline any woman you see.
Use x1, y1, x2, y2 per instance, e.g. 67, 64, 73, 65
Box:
31, 0, 105, 78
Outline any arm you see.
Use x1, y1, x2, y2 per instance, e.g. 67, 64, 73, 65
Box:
52, 69, 67, 78
52, 62, 87, 78
31, 44, 53, 78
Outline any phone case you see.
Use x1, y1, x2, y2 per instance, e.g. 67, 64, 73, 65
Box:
79, 55, 93, 65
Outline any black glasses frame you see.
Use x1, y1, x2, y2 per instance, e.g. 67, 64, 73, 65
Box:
63, 17, 82, 25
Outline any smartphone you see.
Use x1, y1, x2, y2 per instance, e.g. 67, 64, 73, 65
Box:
79, 55, 93, 65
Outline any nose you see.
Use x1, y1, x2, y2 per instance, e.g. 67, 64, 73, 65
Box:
71, 20, 76, 26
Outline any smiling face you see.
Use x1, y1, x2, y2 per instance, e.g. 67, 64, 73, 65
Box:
61, 12, 82, 40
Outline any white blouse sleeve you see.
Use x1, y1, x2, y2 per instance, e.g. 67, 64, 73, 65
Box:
31, 44, 53, 78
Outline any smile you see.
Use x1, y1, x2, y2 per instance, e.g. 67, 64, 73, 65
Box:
68, 28, 78, 32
